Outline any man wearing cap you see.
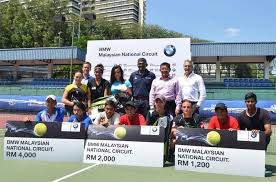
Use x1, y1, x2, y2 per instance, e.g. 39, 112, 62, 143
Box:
208, 103, 239, 130
119, 101, 146, 125
238, 92, 272, 149
178, 60, 206, 114
129, 58, 156, 118
35, 95, 64, 123
147, 95, 172, 127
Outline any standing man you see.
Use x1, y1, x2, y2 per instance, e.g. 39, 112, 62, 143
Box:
149, 62, 182, 116
178, 59, 206, 113
81, 62, 94, 85
238, 92, 272, 149
129, 58, 156, 118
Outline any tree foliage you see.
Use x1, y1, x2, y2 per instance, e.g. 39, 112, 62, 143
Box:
0, 0, 209, 49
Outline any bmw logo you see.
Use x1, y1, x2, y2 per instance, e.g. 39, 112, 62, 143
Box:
152, 127, 158, 132
164, 45, 176, 57
251, 132, 257, 138
73, 123, 79, 129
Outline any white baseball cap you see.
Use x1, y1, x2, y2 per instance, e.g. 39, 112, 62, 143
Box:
46, 95, 56, 101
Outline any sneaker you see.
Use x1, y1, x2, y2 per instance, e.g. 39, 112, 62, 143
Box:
265, 168, 272, 176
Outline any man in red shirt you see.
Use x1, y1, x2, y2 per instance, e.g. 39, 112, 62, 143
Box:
119, 101, 146, 125
208, 103, 239, 130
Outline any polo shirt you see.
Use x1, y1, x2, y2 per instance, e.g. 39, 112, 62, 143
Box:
88, 78, 110, 101
119, 113, 146, 125
68, 113, 92, 129
208, 116, 239, 130
35, 107, 64, 123
129, 70, 156, 98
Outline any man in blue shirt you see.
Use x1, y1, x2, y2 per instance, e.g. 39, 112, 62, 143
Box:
35, 95, 64, 123
129, 58, 156, 117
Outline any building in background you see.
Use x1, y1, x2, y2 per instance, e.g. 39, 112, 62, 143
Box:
0, 0, 81, 15
81, 0, 146, 28
1, 0, 146, 27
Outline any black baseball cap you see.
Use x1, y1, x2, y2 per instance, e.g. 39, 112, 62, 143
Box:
215, 103, 227, 110
124, 101, 136, 108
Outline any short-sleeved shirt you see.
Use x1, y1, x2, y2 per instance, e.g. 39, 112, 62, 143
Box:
119, 113, 146, 125
238, 108, 271, 131
35, 107, 64, 123
129, 70, 156, 98
208, 116, 239, 130
111, 80, 132, 95
88, 78, 110, 101
93, 111, 120, 125
64, 83, 88, 113
174, 113, 201, 128
64, 83, 88, 101
67, 113, 92, 129
146, 111, 171, 128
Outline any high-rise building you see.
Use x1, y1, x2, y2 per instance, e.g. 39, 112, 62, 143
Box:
0, 0, 81, 15
0, 0, 146, 28
68, 0, 82, 15
81, 0, 146, 28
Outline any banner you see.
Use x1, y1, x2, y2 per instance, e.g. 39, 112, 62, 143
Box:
83, 125, 165, 167
4, 121, 85, 162
175, 128, 266, 177
86, 38, 191, 79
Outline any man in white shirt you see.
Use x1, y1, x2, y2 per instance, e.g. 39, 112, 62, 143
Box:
93, 100, 120, 127
178, 59, 206, 113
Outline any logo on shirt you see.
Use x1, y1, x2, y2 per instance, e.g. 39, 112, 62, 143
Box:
164, 45, 176, 57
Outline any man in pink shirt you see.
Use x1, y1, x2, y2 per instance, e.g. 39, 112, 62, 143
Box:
149, 62, 182, 116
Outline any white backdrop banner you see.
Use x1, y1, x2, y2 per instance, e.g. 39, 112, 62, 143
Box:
86, 38, 191, 79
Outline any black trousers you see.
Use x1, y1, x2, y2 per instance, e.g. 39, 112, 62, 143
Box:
165, 100, 176, 117
133, 99, 150, 118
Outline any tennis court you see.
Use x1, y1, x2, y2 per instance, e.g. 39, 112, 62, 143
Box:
0, 128, 276, 182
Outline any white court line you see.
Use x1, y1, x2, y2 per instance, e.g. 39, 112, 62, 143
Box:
52, 163, 100, 182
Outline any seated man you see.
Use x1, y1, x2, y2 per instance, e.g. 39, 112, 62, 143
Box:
35, 95, 64, 123
170, 100, 203, 153
238, 92, 272, 149
68, 102, 92, 129
119, 101, 146, 125
146, 95, 172, 128
94, 100, 120, 127
208, 103, 239, 130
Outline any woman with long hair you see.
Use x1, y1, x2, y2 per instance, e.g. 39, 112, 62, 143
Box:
110, 65, 132, 96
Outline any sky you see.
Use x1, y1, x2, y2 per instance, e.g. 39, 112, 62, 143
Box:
146, 0, 276, 42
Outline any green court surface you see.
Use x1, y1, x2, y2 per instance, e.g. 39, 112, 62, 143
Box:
0, 137, 276, 182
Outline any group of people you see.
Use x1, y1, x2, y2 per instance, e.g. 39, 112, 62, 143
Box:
34, 58, 272, 153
